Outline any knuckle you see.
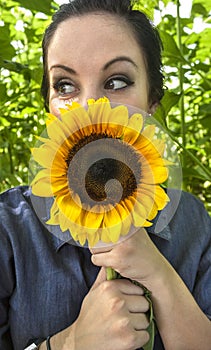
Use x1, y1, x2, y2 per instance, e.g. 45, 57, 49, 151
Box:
109, 296, 125, 313
98, 280, 111, 294
126, 332, 138, 348
117, 315, 131, 331
98, 281, 126, 313
125, 330, 150, 350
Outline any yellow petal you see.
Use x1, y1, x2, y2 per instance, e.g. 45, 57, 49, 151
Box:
31, 169, 53, 197
153, 185, 170, 210
101, 105, 128, 137
46, 112, 57, 126
87, 231, 100, 247
61, 107, 92, 137
137, 184, 169, 212
102, 206, 122, 243
133, 197, 149, 218
50, 175, 69, 195
142, 125, 155, 139
152, 139, 166, 156
88, 99, 111, 126
100, 226, 113, 243
49, 199, 59, 218
47, 119, 72, 145
123, 126, 140, 145
78, 232, 88, 246
66, 102, 83, 111
83, 207, 104, 229
115, 203, 132, 236
133, 210, 149, 227
147, 166, 168, 184
123, 196, 136, 214
128, 113, 144, 133
147, 202, 158, 220
59, 107, 69, 115
88, 97, 109, 106
31, 146, 56, 169
142, 220, 153, 227
57, 192, 82, 223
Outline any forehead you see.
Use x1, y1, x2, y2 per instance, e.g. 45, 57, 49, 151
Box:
47, 13, 145, 69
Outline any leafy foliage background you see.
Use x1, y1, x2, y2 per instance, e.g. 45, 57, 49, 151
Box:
0, 0, 211, 214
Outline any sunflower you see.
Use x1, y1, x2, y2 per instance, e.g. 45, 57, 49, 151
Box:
31, 97, 169, 247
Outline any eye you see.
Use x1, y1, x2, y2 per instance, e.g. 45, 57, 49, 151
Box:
53, 80, 77, 97
104, 76, 134, 91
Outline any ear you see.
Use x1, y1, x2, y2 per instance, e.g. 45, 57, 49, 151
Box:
148, 101, 159, 115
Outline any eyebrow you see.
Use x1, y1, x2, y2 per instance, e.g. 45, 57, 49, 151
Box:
49, 64, 77, 75
103, 56, 139, 71
49, 56, 138, 75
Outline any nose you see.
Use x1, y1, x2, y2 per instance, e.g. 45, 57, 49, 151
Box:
80, 85, 104, 108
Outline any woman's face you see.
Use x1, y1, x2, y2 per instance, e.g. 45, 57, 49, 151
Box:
47, 13, 151, 117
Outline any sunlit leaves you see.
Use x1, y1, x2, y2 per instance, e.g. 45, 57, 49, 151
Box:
154, 0, 211, 212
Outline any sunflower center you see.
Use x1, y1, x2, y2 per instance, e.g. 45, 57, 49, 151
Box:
85, 158, 137, 202
67, 132, 141, 206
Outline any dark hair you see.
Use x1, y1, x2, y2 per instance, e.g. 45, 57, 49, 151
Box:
41, 0, 164, 109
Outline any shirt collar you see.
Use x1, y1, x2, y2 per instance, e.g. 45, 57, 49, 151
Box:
147, 210, 172, 241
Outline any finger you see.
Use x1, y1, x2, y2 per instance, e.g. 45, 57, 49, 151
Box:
91, 250, 116, 268
124, 295, 149, 313
90, 267, 107, 290
134, 329, 150, 348
112, 279, 144, 296
90, 245, 112, 254
131, 313, 150, 331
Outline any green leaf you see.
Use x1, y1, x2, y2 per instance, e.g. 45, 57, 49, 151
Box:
192, 3, 207, 16
0, 84, 7, 103
182, 167, 210, 181
159, 30, 185, 63
192, 1, 210, 15
0, 25, 16, 60
13, 0, 53, 14
153, 91, 181, 127
0, 57, 29, 73
200, 115, 211, 129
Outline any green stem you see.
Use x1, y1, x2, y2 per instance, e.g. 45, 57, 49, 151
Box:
106, 267, 118, 280
8, 143, 14, 175
176, 0, 186, 170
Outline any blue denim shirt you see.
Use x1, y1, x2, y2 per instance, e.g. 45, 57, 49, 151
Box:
0, 186, 210, 350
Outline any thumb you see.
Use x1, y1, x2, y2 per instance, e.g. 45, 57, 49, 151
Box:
91, 267, 107, 291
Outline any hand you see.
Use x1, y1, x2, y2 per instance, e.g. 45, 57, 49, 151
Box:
91, 228, 168, 289
70, 267, 150, 350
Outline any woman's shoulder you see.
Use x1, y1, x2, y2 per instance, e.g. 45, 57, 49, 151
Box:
0, 185, 31, 208
169, 189, 210, 226
0, 186, 44, 241
166, 189, 211, 250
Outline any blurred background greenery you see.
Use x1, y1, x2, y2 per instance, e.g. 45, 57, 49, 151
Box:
0, 0, 210, 214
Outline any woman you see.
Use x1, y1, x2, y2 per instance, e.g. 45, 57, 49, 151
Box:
0, 1, 210, 349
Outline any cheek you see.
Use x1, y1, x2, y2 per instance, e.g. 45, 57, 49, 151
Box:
49, 97, 75, 117
123, 95, 149, 114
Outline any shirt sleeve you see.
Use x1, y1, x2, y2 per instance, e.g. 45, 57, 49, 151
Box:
0, 207, 15, 349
